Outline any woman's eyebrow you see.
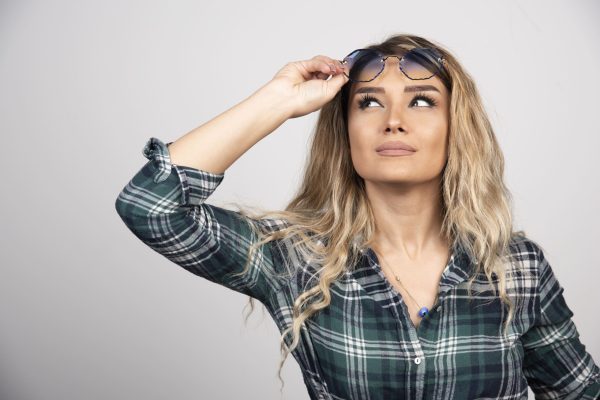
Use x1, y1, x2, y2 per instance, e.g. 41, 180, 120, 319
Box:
353, 85, 441, 96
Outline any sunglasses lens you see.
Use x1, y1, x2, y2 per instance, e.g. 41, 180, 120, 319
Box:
342, 49, 383, 82
400, 48, 442, 79
343, 48, 443, 82
400, 48, 443, 80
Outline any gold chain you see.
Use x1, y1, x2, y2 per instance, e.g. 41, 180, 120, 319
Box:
374, 248, 441, 312
380, 250, 426, 309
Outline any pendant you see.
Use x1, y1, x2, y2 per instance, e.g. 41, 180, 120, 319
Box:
417, 307, 429, 318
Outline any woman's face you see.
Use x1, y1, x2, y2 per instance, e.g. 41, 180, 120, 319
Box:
347, 56, 450, 186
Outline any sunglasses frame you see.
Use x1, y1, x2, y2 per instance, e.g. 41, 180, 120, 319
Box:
339, 47, 446, 83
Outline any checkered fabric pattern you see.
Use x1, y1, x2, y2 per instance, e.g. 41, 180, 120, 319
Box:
115, 137, 600, 400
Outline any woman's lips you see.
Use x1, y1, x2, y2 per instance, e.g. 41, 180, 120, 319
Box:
376, 149, 416, 156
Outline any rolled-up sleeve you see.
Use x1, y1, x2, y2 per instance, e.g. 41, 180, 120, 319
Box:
114, 137, 287, 305
521, 245, 600, 399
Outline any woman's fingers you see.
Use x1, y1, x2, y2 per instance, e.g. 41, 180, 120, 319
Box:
299, 56, 344, 80
313, 55, 345, 75
267, 54, 349, 119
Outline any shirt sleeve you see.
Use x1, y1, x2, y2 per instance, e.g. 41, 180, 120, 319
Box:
521, 244, 600, 399
114, 137, 288, 305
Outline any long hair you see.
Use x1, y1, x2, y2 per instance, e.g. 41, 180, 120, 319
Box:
222, 32, 530, 396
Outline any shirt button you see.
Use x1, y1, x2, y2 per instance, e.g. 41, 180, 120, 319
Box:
414, 357, 421, 364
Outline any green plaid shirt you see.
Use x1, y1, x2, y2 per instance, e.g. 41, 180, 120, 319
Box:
115, 137, 600, 400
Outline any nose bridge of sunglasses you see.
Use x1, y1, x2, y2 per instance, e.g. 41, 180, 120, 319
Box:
374, 56, 409, 78
382, 55, 403, 69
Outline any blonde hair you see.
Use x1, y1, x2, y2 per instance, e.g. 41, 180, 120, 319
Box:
223, 33, 530, 396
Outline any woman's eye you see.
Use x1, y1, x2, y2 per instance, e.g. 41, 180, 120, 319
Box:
357, 95, 381, 109
410, 94, 438, 108
411, 98, 431, 107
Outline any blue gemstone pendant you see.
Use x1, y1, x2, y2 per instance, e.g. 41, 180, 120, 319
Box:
418, 307, 429, 318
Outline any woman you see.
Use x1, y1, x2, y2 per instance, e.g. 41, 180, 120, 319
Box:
115, 33, 600, 399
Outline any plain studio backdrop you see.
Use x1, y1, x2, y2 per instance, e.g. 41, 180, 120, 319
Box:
1, 0, 598, 399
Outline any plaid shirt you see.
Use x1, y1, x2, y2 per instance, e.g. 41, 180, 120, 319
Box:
115, 137, 600, 400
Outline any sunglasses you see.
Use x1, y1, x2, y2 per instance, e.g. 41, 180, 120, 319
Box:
339, 47, 446, 83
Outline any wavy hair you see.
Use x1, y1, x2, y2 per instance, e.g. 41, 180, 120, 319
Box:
221, 32, 530, 396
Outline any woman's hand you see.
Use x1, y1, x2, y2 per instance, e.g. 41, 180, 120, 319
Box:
264, 55, 349, 119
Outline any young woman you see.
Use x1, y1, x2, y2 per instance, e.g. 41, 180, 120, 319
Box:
115, 33, 600, 399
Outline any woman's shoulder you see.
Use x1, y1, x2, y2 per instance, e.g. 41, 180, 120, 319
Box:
505, 233, 554, 290
254, 216, 292, 234
508, 232, 547, 265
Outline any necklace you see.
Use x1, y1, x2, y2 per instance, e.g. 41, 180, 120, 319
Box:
374, 249, 439, 319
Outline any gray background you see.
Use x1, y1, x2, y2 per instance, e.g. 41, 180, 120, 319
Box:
1, 0, 599, 399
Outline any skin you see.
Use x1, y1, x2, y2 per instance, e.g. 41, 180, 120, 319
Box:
346, 55, 451, 329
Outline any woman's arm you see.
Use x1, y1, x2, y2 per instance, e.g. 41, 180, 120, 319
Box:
521, 245, 600, 398
166, 83, 292, 174
114, 136, 289, 304
166, 53, 348, 174
114, 55, 346, 304
114, 83, 295, 304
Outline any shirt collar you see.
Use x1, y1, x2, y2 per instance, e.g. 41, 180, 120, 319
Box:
351, 239, 476, 310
